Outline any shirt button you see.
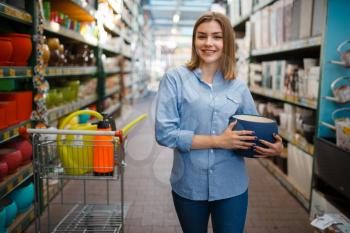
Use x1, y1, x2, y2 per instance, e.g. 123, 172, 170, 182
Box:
214, 111, 217, 115
209, 170, 213, 174
212, 130, 215, 134
211, 149, 214, 153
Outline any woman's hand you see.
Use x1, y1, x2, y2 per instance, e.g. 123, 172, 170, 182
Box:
216, 121, 256, 150
253, 134, 283, 158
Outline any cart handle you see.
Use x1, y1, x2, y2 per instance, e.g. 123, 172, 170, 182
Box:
19, 114, 147, 142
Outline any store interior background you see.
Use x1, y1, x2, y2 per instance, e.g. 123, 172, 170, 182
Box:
0, 0, 349, 232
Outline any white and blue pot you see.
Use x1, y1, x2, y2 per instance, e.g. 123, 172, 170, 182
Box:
229, 114, 278, 158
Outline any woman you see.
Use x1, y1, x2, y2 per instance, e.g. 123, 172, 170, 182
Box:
155, 12, 283, 233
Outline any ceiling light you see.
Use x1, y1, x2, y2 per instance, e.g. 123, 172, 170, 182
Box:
173, 14, 180, 23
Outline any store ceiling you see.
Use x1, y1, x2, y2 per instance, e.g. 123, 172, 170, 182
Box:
142, 0, 215, 37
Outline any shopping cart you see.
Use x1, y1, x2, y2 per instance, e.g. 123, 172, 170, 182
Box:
24, 113, 147, 233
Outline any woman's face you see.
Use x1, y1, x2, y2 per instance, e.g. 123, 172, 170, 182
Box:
195, 20, 224, 66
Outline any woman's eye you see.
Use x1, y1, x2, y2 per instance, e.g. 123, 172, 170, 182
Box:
214, 36, 223, 39
197, 36, 206, 39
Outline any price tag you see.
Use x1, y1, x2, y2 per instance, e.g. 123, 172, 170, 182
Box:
63, 68, 70, 75
3, 131, 10, 140
0, 69, 3, 77
7, 183, 14, 193
48, 68, 55, 75
13, 127, 19, 136
9, 68, 16, 76
56, 68, 62, 75
26, 69, 32, 76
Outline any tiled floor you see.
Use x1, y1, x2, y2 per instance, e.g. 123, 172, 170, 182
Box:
26, 93, 315, 233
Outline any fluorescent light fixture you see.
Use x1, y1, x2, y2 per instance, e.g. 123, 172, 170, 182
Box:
173, 14, 180, 23
171, 27, 178, 34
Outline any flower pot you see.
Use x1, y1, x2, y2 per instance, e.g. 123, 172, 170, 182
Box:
0, 206, 6, 232
0, 198, 17, 227
0, 161, 8, 181
0, 148, 22, 174
0, 37, 13, 66
3, 33, 32, 66
8, 140, 32, 165
9, 182, 34, 213
229, 114, 278, 158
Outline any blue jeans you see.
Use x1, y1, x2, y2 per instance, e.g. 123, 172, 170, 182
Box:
172, 190, 248, 233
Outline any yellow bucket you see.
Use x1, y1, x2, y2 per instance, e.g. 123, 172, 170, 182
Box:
57, 110, 103, 175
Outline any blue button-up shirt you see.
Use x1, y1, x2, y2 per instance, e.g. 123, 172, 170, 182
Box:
155, 65, 258, 201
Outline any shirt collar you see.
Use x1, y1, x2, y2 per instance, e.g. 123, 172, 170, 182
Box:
192, 67, 226, 86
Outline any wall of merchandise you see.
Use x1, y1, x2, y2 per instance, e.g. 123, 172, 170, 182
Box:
230, 0, 350, 231
0, 0, 153, 232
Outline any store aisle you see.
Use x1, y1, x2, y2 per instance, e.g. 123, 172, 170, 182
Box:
117, 93, 315, 233
25, 92, 315, 233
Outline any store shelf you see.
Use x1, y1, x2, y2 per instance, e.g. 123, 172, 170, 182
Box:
122, 52, 132, 60
105, 86, 120, 97
123, 0, 134, 16
45, 66, 97, 77
70, 0, 97, 20
251, 36, 322, 57
47, 94, 98, 122
253, 0, 278, 12
250, 86, 317, 110
44, 21, 98, 47
0, 2, 32, 24
100, 44, 121, 55
258, 158, 310, 210
103, 21, 121, 36
8, 205, 35, 233
0, 163, 33, 200
106, 0, 122, 14
105, 67, 121, 74
105, 102, 121, 115
0, 121, 31, 144
232, 14, 250, 31
279, 129, 314, 156
0, 67, 32, 79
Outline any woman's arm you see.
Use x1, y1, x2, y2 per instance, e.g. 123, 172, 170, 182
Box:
192, 121, 256, 150
155, 72, 194, 152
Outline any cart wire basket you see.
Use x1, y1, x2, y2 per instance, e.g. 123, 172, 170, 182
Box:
24, 114, 147, 233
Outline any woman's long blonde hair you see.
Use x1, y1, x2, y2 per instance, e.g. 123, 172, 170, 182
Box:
186, 11, 236, 80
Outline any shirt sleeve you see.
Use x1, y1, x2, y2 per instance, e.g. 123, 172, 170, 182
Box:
155, 72, 194, 152
237, 83, 259, 115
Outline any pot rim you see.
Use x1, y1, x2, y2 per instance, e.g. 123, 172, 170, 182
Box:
3, 33, 31, 38
231, 114, 277, 124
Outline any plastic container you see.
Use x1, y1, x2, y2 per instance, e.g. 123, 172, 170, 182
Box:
3, 33, 32, 66
8, 139, 33, 165
0, 37, 13, 66
0, 148, 22, 174
0, 108, 7, 130
0, 91, 33, 122
0, 198, 17, 227
9, 182, 34, 213
93, 118, 114, 176
229, 114, 278, 158
0, 206, 6, 233
0, 101, 19, 126
0, 161, 8, 181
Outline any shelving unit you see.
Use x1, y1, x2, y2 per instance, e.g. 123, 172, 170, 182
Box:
229, 0, 323, 212
0, 163, 33, 200
0, 2, 32, 24
230, 0, 350, 226
0, 0, 148, 231
251, 36, 322, 57
0, 121, 31, 144
250, 86, 317, 110
45, 66, 97, 77
0, 67, 32, 79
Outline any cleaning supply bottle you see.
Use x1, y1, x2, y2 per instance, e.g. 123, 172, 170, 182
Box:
93, 114, 114, 176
